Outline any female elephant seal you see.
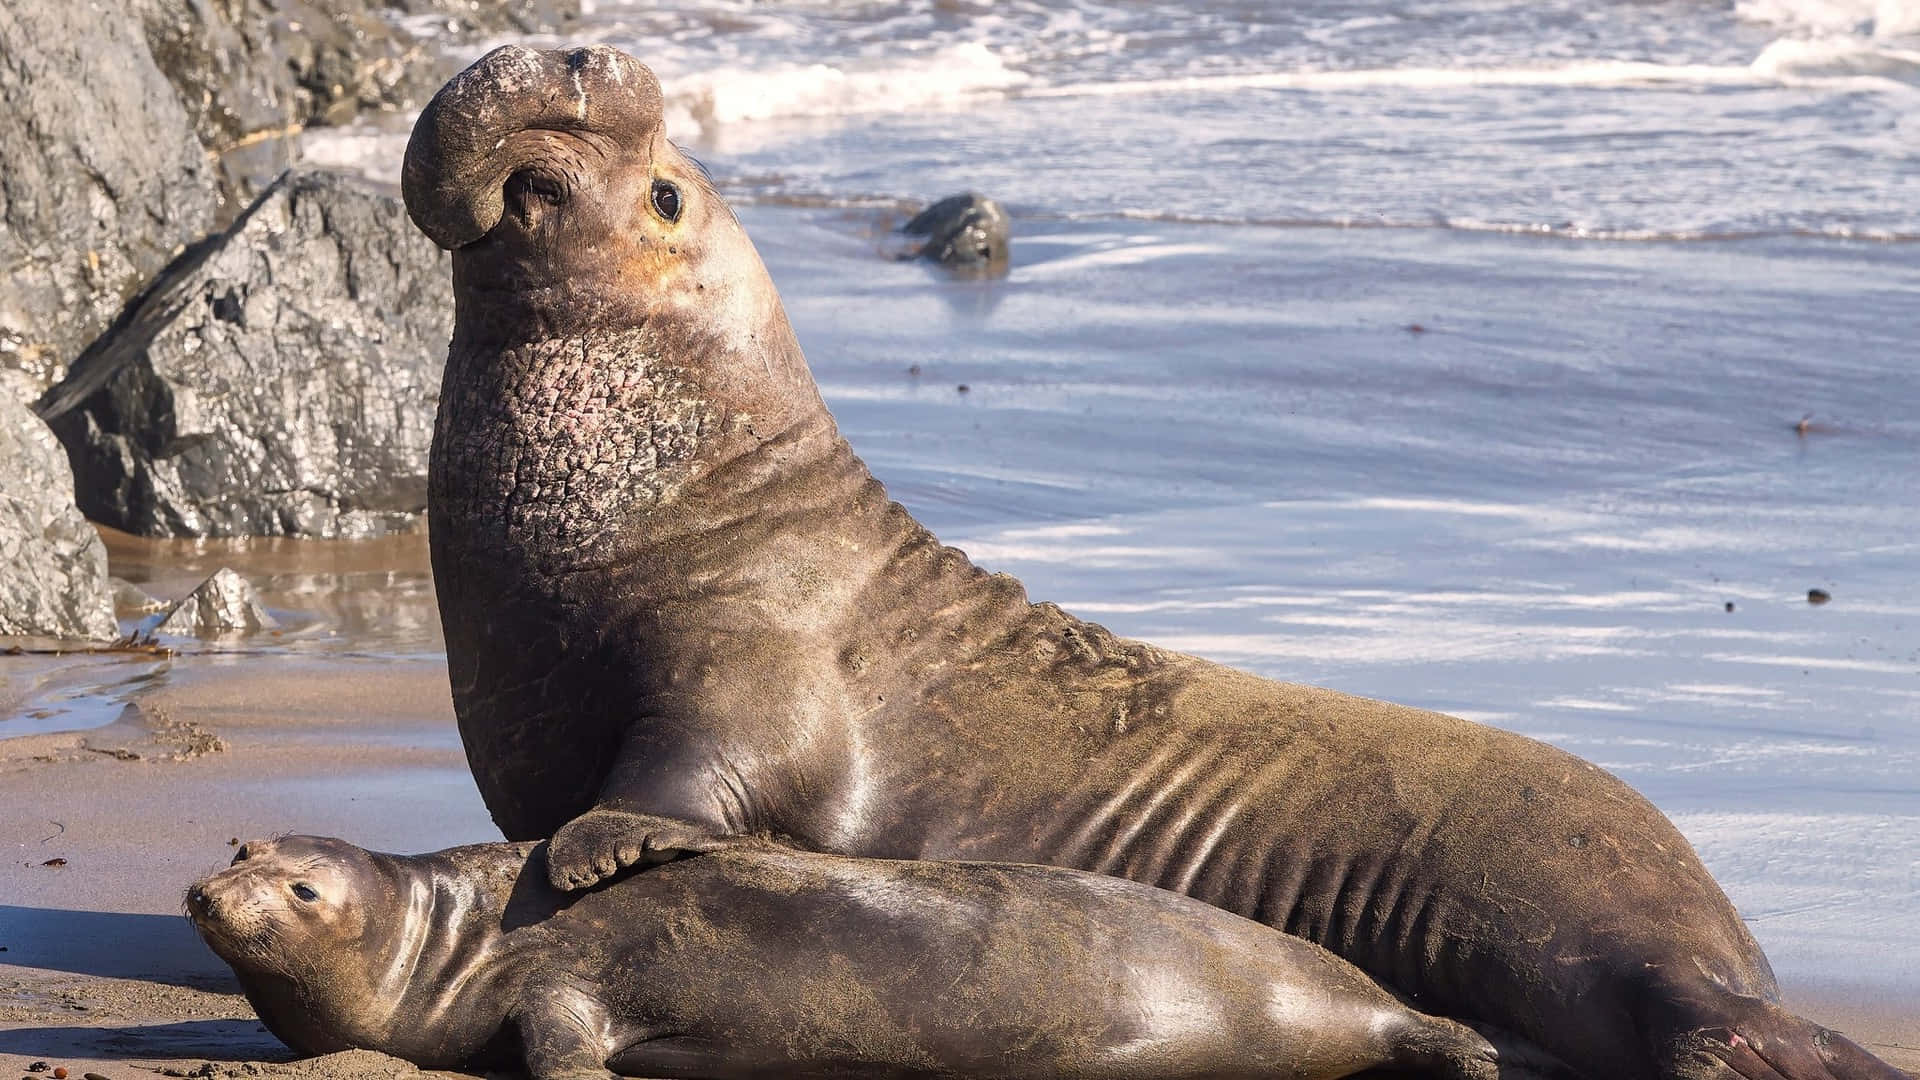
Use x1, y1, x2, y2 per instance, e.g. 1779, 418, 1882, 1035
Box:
401, 44, 1907, 1080
186, 835, 1518, 1080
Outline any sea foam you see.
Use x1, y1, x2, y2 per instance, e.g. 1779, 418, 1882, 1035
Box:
659, 42, 1028, 133
1737, 0, 1920, 37
1018, 50, 1920, 101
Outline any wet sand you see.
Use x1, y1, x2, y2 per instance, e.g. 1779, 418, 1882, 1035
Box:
0, 655, 493, 1078
0, 527, 474, 1078
0, 638, 1913, 1078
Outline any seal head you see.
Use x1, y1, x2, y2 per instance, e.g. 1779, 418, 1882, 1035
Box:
187, 836, 402, 1055
404, 45, 664, 252
186, 836, 537, 1068
405, 44, 809, 409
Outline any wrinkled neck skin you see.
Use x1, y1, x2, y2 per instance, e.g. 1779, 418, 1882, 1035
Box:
237, 846, 542, 1069
430, 233, 1033, 684
432, 202, 825, 576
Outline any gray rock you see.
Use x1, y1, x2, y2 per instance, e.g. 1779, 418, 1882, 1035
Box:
0, 0, 218, 397
902, 193, 1011, 274
0, 398, 117, 641
154, 568, 278, 635
42, 170, 451, 539
135, 0, 584, 208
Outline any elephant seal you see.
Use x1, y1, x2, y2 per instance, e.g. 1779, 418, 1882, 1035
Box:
401, 44, 1908, 1080
186, 834, 1522, 1080
901, 192, 1010, 273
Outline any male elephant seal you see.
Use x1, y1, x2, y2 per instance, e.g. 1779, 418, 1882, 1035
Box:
402, 44, 1908, 1080
186, 834, 1520, 1080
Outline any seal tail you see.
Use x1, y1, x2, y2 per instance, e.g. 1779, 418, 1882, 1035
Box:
1381, 1015, 1535, 1080
1647, 982, 1913, 1080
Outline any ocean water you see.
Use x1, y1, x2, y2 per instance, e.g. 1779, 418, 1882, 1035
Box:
314, 0, 1916, 992
538, 0, 1920, 239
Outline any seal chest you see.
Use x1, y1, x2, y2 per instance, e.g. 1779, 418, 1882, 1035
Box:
432, 329, 714, 570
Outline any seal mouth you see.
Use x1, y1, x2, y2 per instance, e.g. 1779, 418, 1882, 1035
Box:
183, 879, 260, 967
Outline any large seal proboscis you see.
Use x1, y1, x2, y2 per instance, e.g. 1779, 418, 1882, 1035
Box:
401, 44, 1909, 1080
186, 834, 1529, 1080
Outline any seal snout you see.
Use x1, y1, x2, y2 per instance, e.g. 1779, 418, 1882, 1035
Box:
184, 874, 238, 939
186, 863, 244, 924
402, 43, 667, 251
183, 836, 302, 934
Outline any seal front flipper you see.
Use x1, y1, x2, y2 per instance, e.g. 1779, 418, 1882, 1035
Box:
547, 807, 733, 889
547, 734, 750, 889
514, 991, 620, 1080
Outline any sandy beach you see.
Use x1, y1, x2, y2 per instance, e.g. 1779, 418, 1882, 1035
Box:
0, 648, 488, 1079
0, 648, 1915, 1078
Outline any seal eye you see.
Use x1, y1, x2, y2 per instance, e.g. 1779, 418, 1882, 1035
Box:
651, 179, 682, 223
291, 883, 319, 903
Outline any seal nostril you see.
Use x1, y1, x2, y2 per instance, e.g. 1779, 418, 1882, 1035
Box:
188, 886, 212, 914
508, 170, 566, 209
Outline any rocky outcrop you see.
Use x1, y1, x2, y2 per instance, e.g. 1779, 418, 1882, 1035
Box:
154, 567, 278, 634
0, 398, 117, 641
0, 0, 218, 397
903, 193, 1011, 274
42, 170, 451, 540
135, 0, 584, 208
0, 0, 575, 400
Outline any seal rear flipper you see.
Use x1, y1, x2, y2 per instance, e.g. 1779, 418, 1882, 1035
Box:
1459, 1022, 1587, 1080
1379, 1015, 1503, 1080
1380, 1015, 1595, 1080
1646, 981, 1911, 1080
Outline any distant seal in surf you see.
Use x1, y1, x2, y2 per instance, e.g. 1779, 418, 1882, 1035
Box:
901, 192, 1009, 274
401, 44, 1908, 1080
186, 834, 1520, 1080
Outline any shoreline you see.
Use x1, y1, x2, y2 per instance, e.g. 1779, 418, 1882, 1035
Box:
2, 657, 1916, 1078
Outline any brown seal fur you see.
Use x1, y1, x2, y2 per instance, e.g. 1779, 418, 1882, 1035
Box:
400, 45, 1911, 1080
186, 834, 1522, 1080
